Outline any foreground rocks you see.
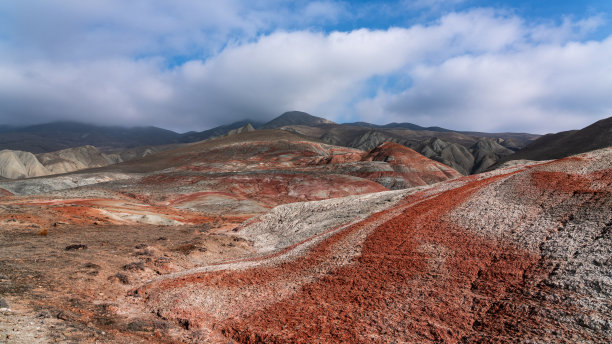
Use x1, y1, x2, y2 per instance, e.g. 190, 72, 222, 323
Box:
0, 297, 8, 310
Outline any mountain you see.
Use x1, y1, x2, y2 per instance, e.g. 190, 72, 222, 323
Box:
458, 131, 540, 151
0, 144, 178, 179
105, 144, 181, 163
344, 121, 452, 132
178, 119, 262, 142
499, 116, 612, 162
0, 120, 265, 153
103, 129, 461, 191
0, 117, 609, 343
261, 111, 335, 129
358, 142, 462, 188
284, 124, 516, 175
469, 137, 515, 173
259, 112, 535, 175
0, 122, 182, 153
0, 111, 540, 174
415, 137, 475, 175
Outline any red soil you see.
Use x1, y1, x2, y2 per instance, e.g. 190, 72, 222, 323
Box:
0, 188, 14, 196
365, 142, 458, 173
530, 170, 598, 193
143, 172, 387, 208
140, 173, 570, 343
218, 175, 540, 343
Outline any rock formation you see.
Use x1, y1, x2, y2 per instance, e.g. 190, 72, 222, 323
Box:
224, 123, 255, 137
36, 145, 116, 174
469, 137, 515, 173
0, 149, 49, 179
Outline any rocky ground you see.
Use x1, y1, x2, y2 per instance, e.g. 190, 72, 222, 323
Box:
0, 222, 254, 343
138, 148, 612, 343
0, 132, 610, 343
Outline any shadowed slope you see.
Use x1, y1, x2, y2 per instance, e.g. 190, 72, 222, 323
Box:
501, 116, 612, 162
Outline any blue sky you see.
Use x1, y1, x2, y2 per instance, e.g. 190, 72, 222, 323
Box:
1, 0, 611, 133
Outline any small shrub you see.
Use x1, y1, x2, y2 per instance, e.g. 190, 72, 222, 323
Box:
122, 262, 145, 271
65, 244, 87, 251
84, 263, 101, 269
108, 273, 130, 284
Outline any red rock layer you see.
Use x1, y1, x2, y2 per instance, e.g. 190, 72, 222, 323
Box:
142, 172, 388, 208
217, 174, 540, 343
141, 173, 577, 343
320, 142, 462, 189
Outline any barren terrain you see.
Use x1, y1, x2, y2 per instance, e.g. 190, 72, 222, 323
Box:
0, 129, 610, 343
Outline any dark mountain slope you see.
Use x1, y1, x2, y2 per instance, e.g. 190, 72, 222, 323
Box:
0, 122, 182, 153
179, 119, 263, 143
262, 111, 335, 129
344, 121, 452, 132
500, 116, 612, 162
0, 111, 540, 173
0, 120, 263, 153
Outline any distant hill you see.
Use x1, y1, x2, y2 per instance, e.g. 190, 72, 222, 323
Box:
0, 120, 264, 153
0, 122, 182, 153
179, 119, 263, 143
261, 111, 335, 129
499, 116, 612, 162
0, 111, 545, 175
344, 121, 452, 132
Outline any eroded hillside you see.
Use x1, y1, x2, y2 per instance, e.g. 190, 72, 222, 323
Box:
140, 148, 612, 343
0, 129, 609, 343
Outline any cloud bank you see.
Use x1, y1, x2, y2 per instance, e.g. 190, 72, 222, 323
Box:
0, 1, 611, 133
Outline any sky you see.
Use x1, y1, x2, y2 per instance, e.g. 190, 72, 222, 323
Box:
1, 0, 612, 134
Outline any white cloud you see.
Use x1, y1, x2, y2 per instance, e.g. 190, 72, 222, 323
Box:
0, 0, 344, 62
0, 3, 610, 133
356, 36, 612, 133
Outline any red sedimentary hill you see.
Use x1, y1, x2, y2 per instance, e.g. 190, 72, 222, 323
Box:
359, 141, 461, 188
312, 141, 462, 189
136, 147, 612, 343
0, 130, 461, 227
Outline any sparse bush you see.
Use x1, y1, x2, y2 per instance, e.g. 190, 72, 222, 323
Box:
122, 262, 145, 271
65, 244, 87, 251
108, 273, 130, 284
172, 242, 200, 254
135, 249, 154, 256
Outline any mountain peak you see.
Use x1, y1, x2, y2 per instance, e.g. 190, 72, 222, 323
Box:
262, 111, 335, 129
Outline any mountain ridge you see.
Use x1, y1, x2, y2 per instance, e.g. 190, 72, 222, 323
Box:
496, 116, 612, 163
